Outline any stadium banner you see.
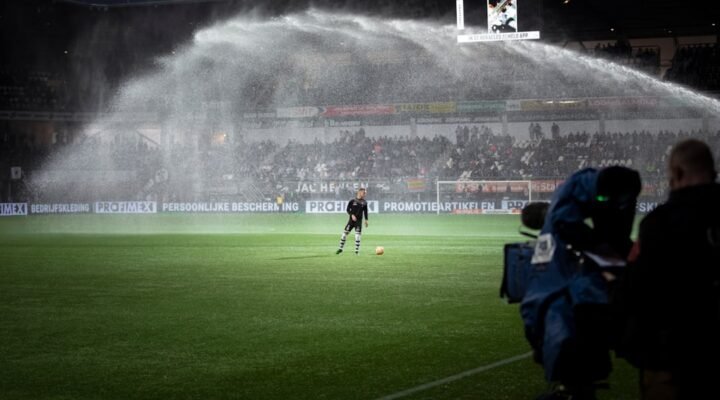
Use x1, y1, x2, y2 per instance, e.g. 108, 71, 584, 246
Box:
661, 96, 706, 108
416, 117, 444, 124
455, 181, 530, 194
507, 111, 599, 122
501, 199, 529, 210
7, 199, 661, 215
395, 102, 457, 114
416, 116, 501, 124
637, 202, 659, 213
292, 181, 374, 194
33, 169, 137, 185
161, 202, 299, 213
587, 97, 659, 109
306, 200, 379, 214
519, 99, 588, 111
641, 182, 664, 196
453, 209, 521, 215
382, 201, 497, 213
276, 107, 321, 119
30, 203, 92, 214
444, 117, 474, 123
456, 100, 507, 113
94, 201, 157, 214
406, 178, 428, 192
531, 179, 565, 193
506, 100, 522, 112
242, 111, 276, 120
320, 105, 395, 117
325, 119, 363, 127
457, 31, 540, 43
0, 203, 28, 217
472, 115, 503, 122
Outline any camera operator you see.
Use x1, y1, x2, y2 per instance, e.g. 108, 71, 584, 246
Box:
517, 166, 641, 400
620, 139, 720, 400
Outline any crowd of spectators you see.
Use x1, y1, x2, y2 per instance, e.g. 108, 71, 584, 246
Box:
258, 129, 451, 182
180, 126, 695, 201
591, 40, 660, 75
442, 126, 719, 188
0, 128, 162, 202
3, 123, 719, 203
665, 43, 720, 92
0, 129, 50, 182
0, 69, 68, 111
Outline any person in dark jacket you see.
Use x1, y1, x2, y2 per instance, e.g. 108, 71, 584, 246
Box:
336, 188, 369, 255
620, 139, 720, 400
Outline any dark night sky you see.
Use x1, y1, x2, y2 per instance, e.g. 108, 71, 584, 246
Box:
1, 0, 716, 107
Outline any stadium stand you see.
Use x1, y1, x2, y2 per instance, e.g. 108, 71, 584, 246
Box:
0, 69, 68, 111
1, 2, 718, 204
665, 43, 720, 92
591, 40, 660, 75
4, 123, 719, 203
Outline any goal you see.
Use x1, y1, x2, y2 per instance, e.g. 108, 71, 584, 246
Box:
435, 180, 533, 215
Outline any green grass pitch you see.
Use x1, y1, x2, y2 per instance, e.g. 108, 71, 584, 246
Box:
0, 214, 638, 399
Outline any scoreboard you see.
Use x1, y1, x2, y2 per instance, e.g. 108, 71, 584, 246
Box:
456, 0, 542, 43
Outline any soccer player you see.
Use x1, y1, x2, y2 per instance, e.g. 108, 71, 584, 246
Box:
336, 188, 369, 255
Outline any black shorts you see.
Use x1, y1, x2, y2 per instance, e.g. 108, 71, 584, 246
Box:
344, 218, 362, 233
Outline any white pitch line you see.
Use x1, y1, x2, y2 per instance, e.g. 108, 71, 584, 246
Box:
373, 352, 533, 400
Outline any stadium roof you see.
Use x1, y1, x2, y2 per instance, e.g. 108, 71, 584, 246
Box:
544, 0, 719, 40
56, 0, 228, 6
50, 0, 719, 39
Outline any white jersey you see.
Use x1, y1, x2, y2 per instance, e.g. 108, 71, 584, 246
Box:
500, 5, 517, 29
489, 2, 517, 31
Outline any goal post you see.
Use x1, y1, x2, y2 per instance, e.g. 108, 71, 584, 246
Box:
435, 180, 533, 215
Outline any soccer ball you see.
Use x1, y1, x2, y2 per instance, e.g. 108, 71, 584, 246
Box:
375, 246, 384, 255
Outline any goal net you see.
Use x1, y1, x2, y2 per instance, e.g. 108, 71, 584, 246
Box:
435, 180, 532, 215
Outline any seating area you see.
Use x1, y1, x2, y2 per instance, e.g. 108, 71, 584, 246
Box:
4, 122, 718, 203
665, 43, 720, 92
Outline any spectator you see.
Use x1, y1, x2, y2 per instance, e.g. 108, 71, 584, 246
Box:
665, 43, 720, 92
551, 122, 560, 140
620, 139, 720, 400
